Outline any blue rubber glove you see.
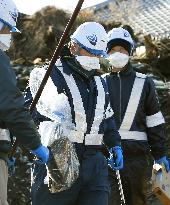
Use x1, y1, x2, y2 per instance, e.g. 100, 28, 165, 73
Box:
7, 157, 16, 176
155, 156, 170, 172
31, 145, 49, 164
108, 146, 123, 170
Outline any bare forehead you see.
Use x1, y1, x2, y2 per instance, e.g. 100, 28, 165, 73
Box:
110, 45, 126, 51
109, 45, 129, 55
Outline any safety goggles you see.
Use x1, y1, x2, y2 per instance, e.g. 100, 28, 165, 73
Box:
0, 18, 20, 33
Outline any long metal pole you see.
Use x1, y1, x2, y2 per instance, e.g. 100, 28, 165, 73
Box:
10, 0, 84, 157
29, 0, 84, 112
108, 149, 126, 205
115, 170, 126, 205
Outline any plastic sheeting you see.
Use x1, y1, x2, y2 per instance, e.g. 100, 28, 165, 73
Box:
48, 136, 79, 193
29, 66, 80, 193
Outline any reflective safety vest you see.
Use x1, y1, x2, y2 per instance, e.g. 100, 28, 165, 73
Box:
30, 61, 113, 146
57, 65, 112, 145
119, 72, 165, 141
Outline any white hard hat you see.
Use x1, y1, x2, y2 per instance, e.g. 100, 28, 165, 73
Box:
108, 27, 134, 46
107, 27, 134, 54
71, 22, 107, 56
0, 0, 20, 33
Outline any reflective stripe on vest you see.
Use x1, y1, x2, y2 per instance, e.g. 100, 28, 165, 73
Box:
60, 67, 87, 143
0, 129, 11, 141
119, 72, 147, 140
59, 67, 105, 145
146, 111, 165, 128
84, 76, 105, 145
85, 134, 103, 145
119, 130, 147, 141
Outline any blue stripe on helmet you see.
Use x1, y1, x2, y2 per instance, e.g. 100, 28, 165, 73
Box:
71, 38, 106, 57
0, 18, 20, 33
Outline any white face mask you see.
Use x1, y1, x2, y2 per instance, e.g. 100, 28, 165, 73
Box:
75, 56, 100, 71
107, 52, 129, 69
0, 34, 12, 51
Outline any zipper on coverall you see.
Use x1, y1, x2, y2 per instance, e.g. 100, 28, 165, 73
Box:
117, 72, 122, 125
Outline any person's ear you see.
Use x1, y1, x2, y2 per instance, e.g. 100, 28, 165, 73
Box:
70, 43, 79, 55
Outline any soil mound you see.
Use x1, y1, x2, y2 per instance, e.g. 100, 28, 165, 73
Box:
8, 6, 70, 62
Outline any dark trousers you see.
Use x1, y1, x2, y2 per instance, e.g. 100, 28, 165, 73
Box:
108, 156, 153, 205
31, 150, 109, 205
